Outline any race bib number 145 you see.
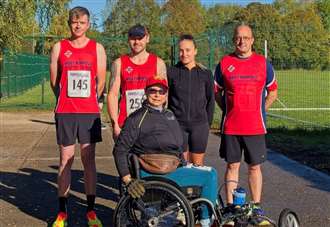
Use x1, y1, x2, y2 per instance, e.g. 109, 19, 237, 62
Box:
67, 70, 91, 98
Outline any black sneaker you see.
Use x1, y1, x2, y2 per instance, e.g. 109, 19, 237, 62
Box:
222, 205, 235, 226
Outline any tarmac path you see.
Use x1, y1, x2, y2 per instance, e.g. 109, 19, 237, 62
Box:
0, 112, 329, 226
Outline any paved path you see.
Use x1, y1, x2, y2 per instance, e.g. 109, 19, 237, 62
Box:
0, 112, 329, 226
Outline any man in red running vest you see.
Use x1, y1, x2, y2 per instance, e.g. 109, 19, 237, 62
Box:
214, 24, 278, 226
107, 24, 167, 139
50, 6, 106, 227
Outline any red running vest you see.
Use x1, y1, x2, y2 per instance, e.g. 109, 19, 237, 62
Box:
55, 39, 99, 113
216, 53, 277, 135
118, 54, 157, 127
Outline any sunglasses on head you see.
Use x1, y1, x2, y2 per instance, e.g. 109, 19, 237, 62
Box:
147, 88, 167, 95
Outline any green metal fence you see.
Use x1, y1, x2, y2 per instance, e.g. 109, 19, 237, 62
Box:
0, 50, 49, 99
0, 31, 329, 130
97, 30, 227, 70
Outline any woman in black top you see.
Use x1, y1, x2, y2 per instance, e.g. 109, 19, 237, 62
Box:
167, 34, 215, 165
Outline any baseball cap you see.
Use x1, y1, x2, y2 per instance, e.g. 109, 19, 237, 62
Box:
145, 77, 168, 90
128, 24, 148, 38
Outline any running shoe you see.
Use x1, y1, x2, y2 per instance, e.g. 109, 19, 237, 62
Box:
222, 205, 235, 226
86, 210, 103, 227
176, 208, 186, 225
251, 205, 272, 226
52, 212, 68, 227
222, 220, 234, 227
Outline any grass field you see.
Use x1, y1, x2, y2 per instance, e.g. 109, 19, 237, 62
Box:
272, 70, 330, 108
268, 70, 330, 129
0, 82, 56, 111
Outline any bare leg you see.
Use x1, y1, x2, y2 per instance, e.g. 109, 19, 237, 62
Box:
80, 143, 96, 195
248, 164, 262, 203
225, 162, 240, 204
190, 153, 205, 166
58, 145, 75, 197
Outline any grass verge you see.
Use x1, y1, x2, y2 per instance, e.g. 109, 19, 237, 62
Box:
266, 127, 330, 175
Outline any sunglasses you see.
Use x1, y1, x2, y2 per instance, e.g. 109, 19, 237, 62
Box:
147, 88, 167, 95
234, 36, 252, 42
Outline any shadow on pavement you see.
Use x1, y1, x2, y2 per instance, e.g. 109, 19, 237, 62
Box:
0, 166, 119, 226
30, 119, 55, 125
267, 152, 330, 193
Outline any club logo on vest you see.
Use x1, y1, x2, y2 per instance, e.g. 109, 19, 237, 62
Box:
64, 50, 72, 58
228, 65, 235, 72
125, 66, 133, 73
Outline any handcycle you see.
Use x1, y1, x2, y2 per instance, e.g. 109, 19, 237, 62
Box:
113, 155, 300, 227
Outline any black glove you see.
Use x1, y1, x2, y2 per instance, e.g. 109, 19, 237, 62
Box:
127, 179, 145, 199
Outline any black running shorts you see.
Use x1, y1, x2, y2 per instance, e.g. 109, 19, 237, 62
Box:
219, 134, 267, 165
55, 113, 102, 146
181, 122, 209, 153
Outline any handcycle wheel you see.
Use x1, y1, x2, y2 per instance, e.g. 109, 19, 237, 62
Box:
278, 208, 300, 227
113, 180, 194, 227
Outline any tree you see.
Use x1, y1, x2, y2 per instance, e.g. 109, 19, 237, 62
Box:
43, 8, 70, 54
47, 8, 70, 38
35, 0, 71, 34
87, 14, 104, 42
160, 0, 207, 64
34, 0, 71, 54
206, 4, 241, 30
273, 0, 298, 14
234, 2, 329, 69
105, 0, 161, 36
162, 0, 207, 36
315, 0, 330, 31
0, 0, 36, 52
281, 6, 329, 69
103, 0, 165, 61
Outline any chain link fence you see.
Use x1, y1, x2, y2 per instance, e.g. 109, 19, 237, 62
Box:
0, 50, 49, 99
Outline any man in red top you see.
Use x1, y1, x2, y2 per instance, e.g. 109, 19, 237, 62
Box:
50, 6, 106, 227
214, 24, 277, 226
107, 24, 167, 139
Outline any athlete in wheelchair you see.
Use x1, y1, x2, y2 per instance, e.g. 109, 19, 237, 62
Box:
112, 77, 218, 226
112, 77, 299, 227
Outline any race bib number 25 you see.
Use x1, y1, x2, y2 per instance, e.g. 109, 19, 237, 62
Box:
67, 70, 91, 98
126, 89, 145, 116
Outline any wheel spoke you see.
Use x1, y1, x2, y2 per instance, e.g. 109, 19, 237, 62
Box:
114, 181, 194, 226
286, 213, 298, 227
